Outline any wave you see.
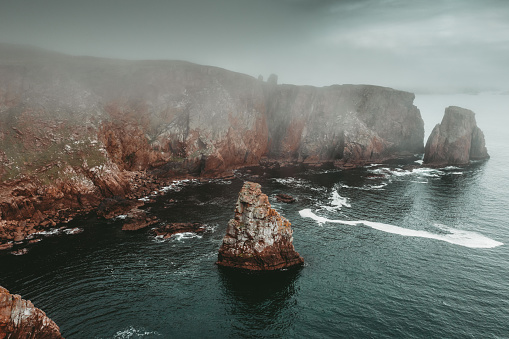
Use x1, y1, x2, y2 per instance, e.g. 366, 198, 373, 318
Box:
299, 209, 503, 249
112, 326, 161, 338
321, 191, 351, 212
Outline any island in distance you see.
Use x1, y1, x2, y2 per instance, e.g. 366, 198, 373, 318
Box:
424, 106, 489, 166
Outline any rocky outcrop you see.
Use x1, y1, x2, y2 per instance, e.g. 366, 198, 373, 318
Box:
0, 286, 63, 338
423, 106, 489, 166
275, 194, 295, 203
0, 43, 425, 243
217, 182, 304, 271
121, 208, 159, 231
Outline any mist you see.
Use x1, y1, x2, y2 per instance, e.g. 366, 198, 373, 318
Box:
1, 0, 508, 93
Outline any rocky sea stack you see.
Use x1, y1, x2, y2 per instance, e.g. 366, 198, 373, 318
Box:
217, 182, 304, 271
0, 286, 63, 338
423, 106, 489, 166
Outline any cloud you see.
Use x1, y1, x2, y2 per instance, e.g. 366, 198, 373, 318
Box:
0, 0, 508, 92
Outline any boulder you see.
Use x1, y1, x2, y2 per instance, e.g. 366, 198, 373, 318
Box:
423, 106, 489, 166
121, 208, 159, 231
217, 182, 304, 271
275, 193, 296, 203
0, 286, 63, 338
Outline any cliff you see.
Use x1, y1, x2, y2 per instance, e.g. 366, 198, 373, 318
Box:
0, 43, 424, 244
0, 286, 63, 338
217, 182, 304, 270
423, 106, 489, 166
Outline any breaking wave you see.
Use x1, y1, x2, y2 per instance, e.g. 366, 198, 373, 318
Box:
320, 191, 351, 212
299, 209, 503, 249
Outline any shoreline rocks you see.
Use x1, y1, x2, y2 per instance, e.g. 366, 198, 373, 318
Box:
275, 193, 296, 203
0, 286, 63, 338
424, 106, 489, 166
1, 44, 424, 243
217, 182, 304, 271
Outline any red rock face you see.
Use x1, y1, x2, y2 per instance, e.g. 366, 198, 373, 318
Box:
0, 286, 63, 338
217, 182, 304, 271
423, 106, 489, 166
0, 44, 425, 243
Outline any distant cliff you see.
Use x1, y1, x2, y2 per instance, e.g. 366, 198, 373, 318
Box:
423, 106, 489, 166
0, 44, 424, 243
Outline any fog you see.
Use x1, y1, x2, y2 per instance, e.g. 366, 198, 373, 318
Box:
1, 0, 508, 93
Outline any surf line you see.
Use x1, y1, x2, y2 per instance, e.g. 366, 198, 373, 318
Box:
299, 209, 503, 249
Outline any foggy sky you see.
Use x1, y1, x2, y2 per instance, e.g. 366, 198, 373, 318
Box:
1, 0, 508, 93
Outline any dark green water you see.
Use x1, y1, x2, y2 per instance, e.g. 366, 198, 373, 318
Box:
1, 94, 508, 338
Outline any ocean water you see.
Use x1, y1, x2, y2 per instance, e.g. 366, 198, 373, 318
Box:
1, 94, 509, 338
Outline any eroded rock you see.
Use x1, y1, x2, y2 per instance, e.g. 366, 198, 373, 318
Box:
275, 193, 295, 203
0, 286, 63, 338
217, 182, 304, 271
423, 106, 489, 166
121, 208, 159, 231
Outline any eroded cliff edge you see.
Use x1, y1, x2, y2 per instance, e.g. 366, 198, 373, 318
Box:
0, 44, 424, 243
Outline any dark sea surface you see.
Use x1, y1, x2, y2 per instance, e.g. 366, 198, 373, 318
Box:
1, 94, 509, 338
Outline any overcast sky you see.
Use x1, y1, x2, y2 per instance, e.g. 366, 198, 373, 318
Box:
1, 0, 508, 93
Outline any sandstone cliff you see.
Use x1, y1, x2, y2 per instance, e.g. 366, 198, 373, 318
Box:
217, 182, 304, 270
0, 44, 424, 243
0, 286, 63, 338
423, 106, 489, 166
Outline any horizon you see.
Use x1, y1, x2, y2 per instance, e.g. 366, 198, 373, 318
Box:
1, 0, 509, 94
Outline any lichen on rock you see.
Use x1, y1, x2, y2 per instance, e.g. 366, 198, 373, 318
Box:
0, 286, 63, 338
217, 181, 304, 271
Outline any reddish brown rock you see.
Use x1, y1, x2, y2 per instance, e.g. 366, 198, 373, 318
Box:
275, 193, 296, 203
0, 286, 63, 338
424, 106, 489, 166
0, 44, 425, 241
121, 208, 159, 231
150, 222, 206, 238
217, 182, 304, 271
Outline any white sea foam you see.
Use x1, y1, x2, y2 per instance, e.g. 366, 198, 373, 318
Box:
368, 167, 444, 179
35, 229, 61, 236
341, 182, 388, 191
273, 177, 309, 188
325, 191, 351, 211
299, 209, 503, 249
63, 228, 83, 235
113, 326, 161, 338
172, 232, 203, 241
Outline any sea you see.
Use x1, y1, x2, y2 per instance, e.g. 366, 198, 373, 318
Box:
1, 94, 508, 338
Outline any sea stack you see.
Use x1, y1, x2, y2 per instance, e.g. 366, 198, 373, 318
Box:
0, 286, 63, 338
217, 182, 304, 271
423, 106, 489, 166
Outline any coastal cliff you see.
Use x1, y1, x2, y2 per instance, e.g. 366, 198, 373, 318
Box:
423, 106, 489, 166
0, 286, 63, 338
217, 182, 304, 270
0, 44, 424, 244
